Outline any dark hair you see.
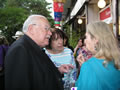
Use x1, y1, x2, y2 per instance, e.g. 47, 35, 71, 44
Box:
62, 31, 68, 46
78, 36, 85, 46
46, 28, 64, 49
0, 36, 9, 45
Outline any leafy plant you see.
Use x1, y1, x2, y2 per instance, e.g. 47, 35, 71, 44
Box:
64, 24, 85, 48
0, 0, 54, 44
0, 7, 28, 43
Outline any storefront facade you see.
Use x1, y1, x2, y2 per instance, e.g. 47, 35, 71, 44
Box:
62, 0, 119, 41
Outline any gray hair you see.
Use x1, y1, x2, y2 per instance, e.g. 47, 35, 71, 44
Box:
22, 14, 46, 33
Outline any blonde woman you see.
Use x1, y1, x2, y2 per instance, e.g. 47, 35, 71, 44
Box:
75, 21, 120, 90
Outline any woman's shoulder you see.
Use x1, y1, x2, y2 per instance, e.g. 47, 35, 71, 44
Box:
82, 57, 103, 67
85, 57, 97, 62
87, 57, 104, 62
64, 47, 73, 52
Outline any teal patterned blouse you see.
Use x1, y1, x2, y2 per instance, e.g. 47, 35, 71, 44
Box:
45, 47, 77, 90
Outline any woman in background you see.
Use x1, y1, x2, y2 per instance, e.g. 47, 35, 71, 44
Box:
0, 36, 9, 71
73, 37, 84, 57
0, 35, 9, 90
75, 21, 120, 90
75, 37, 92, 77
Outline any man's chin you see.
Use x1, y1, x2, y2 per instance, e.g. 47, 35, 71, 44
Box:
44, 42, 49, 47
39, 43, 48, 48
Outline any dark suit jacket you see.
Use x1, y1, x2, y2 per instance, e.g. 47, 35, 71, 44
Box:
5, 34, 63, 90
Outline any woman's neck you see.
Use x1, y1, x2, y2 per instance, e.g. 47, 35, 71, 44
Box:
95, 56, 106, 60
47, 49, 63, 54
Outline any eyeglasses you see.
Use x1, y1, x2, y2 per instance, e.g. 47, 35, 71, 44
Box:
44, 27, 52, 32
32, 24, 52, 32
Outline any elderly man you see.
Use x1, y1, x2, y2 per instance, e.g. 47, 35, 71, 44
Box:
5, 15, 73, 90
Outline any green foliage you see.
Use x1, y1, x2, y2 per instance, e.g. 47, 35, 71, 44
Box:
64, 24, 85, 48
0, 7, 28, 43
0, 0, 6, 8
5, 0, 53, 20
0, 0, 54, 44
69, 31, 80, 48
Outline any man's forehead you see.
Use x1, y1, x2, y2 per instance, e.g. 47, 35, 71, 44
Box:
38, 18, 50, 27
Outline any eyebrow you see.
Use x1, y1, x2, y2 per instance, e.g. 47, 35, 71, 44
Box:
44, 24, 50, 28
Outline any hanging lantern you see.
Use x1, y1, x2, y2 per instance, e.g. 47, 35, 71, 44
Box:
54, 21, 60, 24
54, 24, 60, 26
54, 17, 61, 21
53, 0, 66, 3
54, 2, 64, 12
54, 12, 62, 18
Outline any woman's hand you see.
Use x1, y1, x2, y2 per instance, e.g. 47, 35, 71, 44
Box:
76, 52, 85, 66
58, 64, 74, 74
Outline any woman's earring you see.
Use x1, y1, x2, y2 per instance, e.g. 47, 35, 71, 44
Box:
94, 45, 97, 51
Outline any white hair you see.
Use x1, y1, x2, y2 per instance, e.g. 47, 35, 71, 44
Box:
22, 14, 46, 33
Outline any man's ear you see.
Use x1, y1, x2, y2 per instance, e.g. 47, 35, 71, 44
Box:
28, 24, 34, 35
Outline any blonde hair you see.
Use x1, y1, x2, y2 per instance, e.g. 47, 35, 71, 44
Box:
87, 21, 120, 69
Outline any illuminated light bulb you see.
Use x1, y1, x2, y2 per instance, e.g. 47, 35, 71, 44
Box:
98, 0, 106, 8
78, 18, 83, 24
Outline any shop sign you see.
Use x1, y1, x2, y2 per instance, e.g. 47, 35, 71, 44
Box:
99, 5, 112, 24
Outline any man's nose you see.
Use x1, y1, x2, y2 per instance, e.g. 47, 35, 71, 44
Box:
48, 30, 52, 36
84, 39, 87, 44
